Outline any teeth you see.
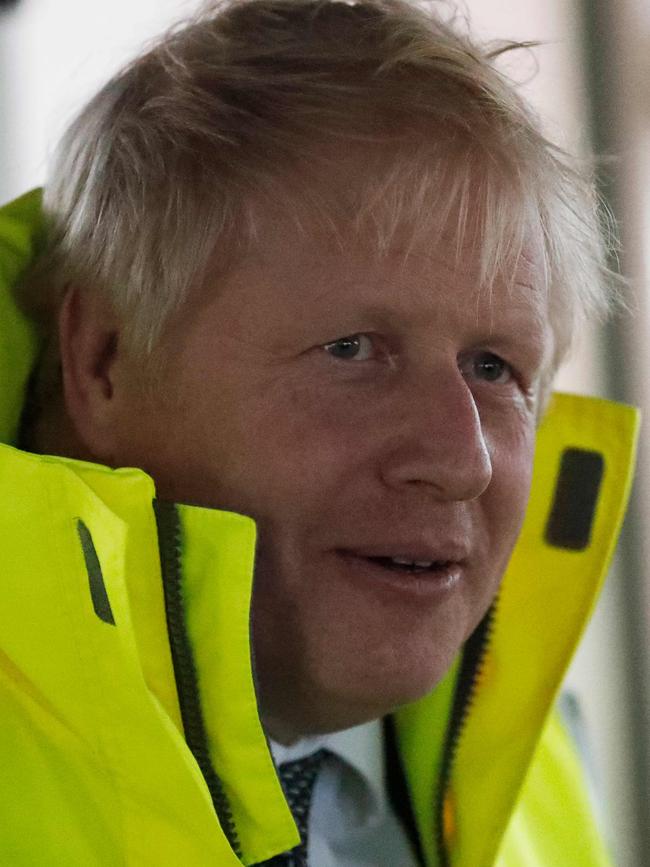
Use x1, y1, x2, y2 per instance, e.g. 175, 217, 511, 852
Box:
391, 557, 435, 568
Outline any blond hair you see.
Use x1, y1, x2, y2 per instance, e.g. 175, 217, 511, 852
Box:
20, 0, 619, 375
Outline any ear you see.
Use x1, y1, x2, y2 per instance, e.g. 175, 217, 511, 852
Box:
58, 285, 123, 463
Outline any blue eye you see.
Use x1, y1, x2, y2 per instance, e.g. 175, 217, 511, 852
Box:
323, 334, 374, 361
470, 352, 512, 384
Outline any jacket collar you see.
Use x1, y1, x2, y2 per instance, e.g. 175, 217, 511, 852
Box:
152, 499, 299, 864
0, 189, 42, 445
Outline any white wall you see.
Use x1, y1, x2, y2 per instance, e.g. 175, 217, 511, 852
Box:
0, 0, 196, 201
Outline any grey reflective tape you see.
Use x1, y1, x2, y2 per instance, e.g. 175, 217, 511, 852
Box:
76, 519, 115, 625
545, 448, 605, 551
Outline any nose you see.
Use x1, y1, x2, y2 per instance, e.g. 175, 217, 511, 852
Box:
380, 369, 493, 501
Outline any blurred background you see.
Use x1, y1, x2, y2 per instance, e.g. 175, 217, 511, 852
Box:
0, 0, 647, 864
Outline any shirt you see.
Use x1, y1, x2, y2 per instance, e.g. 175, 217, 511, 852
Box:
271, 721, 419, 867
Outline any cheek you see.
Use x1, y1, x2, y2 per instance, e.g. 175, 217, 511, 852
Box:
250, 382, 380, 477
160, 379, 372, 517
489, 426, 537, 544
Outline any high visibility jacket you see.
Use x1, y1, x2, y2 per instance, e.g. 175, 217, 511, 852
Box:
0, 190, 640, 866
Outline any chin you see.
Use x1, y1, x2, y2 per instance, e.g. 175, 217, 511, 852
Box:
384, 662, 454, 711
318, 646, 458, 727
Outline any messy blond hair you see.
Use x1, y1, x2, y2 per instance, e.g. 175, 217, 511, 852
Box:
20, 0, 618, 374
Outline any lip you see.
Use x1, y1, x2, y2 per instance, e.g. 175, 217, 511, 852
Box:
339, 541, 470, 563
334, 548, 466, 600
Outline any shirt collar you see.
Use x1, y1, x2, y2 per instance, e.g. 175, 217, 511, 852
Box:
270, 719, 385, 814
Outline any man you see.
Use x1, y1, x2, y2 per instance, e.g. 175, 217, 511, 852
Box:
0, 0, 639, 864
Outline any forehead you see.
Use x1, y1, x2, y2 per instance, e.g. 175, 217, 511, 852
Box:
240, 188, 547, 300
236, 134, 548, 295
211, 205, 551, 359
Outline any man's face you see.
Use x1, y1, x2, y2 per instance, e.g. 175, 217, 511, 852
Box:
111, 213, 552, 742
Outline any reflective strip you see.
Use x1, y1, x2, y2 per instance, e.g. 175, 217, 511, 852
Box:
545, 448, 605, 551
76, 518, 115, 626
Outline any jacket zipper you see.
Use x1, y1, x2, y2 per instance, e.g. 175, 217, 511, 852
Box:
154, 500, 242, 859
434, 600, 498, 867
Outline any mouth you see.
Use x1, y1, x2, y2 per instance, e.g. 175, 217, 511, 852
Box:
355, 555, 456, 575
335, 548, 466, 595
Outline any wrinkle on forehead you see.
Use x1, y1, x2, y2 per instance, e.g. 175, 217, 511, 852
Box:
242, 197, 548, 326
238, 136, 550, 307
232, 204, 551, 357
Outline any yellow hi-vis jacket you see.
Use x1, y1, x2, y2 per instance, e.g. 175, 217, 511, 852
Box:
0, 190, 640, 866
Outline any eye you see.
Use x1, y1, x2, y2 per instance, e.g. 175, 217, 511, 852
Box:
463, 351, 514, 385
323, 334, 375, 362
